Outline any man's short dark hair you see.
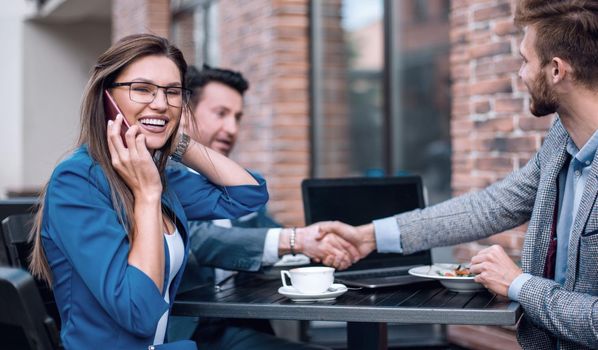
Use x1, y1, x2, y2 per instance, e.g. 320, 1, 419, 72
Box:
515, 0, 598, 88
185, 64, 249, 107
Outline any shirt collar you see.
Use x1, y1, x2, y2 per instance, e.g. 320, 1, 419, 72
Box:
566, 128, 598, 166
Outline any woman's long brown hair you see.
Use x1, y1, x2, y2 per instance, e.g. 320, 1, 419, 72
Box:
29, 34, 191, 285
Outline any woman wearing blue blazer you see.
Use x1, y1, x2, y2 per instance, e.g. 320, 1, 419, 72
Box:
29, 34, 268, 350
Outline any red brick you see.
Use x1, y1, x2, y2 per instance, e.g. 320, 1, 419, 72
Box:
473, 156, 514, 172
495, 97, 524, 113
453, 137, 473, 152
450, 48, 470, 64
494, 18, 519, 36
452, 82, 471, 98
494, 56, 523, 75
452, 101, 470, 118
474, 117, 515, 133
451, 119, 474, 137
451, 63, 469, 80
473, 100, 491, 113
469, 41, 511, 59
468, 29, 492, 45
452, 11, 467, 27
470, 77, 512, 95
451, 0, 468, 10
451, 28, 468, 46
452, 155, 474, 172
477, 135, 537, 153
519, 115, 554, 131
475, 61, 495, 77
473, 3, 512, 22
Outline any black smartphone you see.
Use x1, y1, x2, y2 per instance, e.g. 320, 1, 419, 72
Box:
103, 89, 130, 146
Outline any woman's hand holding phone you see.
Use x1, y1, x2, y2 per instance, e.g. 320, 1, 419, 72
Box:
107, 114, 162, 200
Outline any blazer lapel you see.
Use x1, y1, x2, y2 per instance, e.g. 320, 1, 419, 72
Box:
564, 152, 598, 290
523, 121, 569, 276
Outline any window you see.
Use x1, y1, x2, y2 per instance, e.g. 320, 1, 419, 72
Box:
171, 0, 219, 66
311, 0, 451, 204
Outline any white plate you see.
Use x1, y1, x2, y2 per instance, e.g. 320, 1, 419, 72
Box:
408, 264, 485, 292
278, 283, 348, 302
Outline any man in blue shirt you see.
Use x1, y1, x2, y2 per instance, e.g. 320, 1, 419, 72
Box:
318, 1, 598, 349
168, 65, 357, 349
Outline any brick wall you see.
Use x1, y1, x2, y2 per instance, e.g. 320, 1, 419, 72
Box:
171, 10, 196, 65
317, 0, 350, 177
447, 0, 552, 348
112, 0, 170, 42
218, 0, 310, 226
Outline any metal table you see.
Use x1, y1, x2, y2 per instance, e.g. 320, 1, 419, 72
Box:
172, 277, 521, 350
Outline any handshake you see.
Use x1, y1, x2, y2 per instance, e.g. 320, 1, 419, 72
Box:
281, 221, 378, 270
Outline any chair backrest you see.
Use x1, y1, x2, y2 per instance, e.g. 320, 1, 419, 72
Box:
2, 213, 35, 268
0, 266, 61, 350
0, 199, 38, 266
2, 214, 62, 334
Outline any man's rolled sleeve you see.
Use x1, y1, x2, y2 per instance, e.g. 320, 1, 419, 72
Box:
373, 216, 403, 253
507, 273, 532, 301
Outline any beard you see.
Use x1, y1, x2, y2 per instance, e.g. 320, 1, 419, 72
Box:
528, 71, 559, 117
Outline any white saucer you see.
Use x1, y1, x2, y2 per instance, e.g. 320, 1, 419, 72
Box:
278, 283, 348, 302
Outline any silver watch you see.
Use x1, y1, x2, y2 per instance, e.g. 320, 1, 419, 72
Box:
171, 133, 190, 162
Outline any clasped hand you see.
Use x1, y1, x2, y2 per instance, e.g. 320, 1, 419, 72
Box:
296, 223, 364, 270
107, 115, 162, 200
469, 244, 522, 297
295, 221, 377, 270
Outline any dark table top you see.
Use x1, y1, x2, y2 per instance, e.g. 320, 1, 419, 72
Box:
172, 276, 521, 326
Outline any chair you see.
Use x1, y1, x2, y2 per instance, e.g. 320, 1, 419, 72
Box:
2, 214, 62, 334
0, 199, 38, 266
0, 266, 61, 349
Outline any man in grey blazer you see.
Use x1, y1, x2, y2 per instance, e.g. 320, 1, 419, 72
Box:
319, 1, 598, 349
168, 65, 357, 349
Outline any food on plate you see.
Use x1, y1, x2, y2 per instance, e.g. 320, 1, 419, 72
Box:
437, 265, 475, 277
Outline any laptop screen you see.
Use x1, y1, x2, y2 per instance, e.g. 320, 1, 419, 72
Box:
302, 176, 431, 272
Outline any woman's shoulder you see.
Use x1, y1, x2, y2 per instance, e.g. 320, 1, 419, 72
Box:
49, 145, 109, 191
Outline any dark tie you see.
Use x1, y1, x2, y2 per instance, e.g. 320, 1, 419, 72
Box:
543, 155, 571, 279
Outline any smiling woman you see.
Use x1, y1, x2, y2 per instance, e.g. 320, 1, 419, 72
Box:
27, 34, 268, 350
109, 56, 190, 150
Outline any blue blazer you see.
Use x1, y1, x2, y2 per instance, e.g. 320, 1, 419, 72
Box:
41, 146, 268, 349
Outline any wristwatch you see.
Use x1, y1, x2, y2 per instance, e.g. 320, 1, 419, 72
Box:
171, 133, 190, 162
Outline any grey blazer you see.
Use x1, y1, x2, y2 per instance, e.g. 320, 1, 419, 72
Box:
395, 119, 598, 349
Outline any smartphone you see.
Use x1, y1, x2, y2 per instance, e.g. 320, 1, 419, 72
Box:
103, 89, 130, 146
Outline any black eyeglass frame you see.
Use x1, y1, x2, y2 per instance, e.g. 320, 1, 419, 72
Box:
110, 82, 192, 107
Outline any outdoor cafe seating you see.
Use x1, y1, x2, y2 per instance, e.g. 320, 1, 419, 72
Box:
0, 199, 62, 350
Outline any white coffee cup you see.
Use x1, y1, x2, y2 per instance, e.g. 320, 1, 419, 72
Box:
280, 266, 335, 294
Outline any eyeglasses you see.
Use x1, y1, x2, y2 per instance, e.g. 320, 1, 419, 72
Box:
111, 82, 191, 108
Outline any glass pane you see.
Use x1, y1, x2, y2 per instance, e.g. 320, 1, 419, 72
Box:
313, 0, 451, 203
315, 0, 384, 177
392, 0, 451, 204
171, 1, 219, 67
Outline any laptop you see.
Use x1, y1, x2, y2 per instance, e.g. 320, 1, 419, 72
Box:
302, 176, 431, 288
